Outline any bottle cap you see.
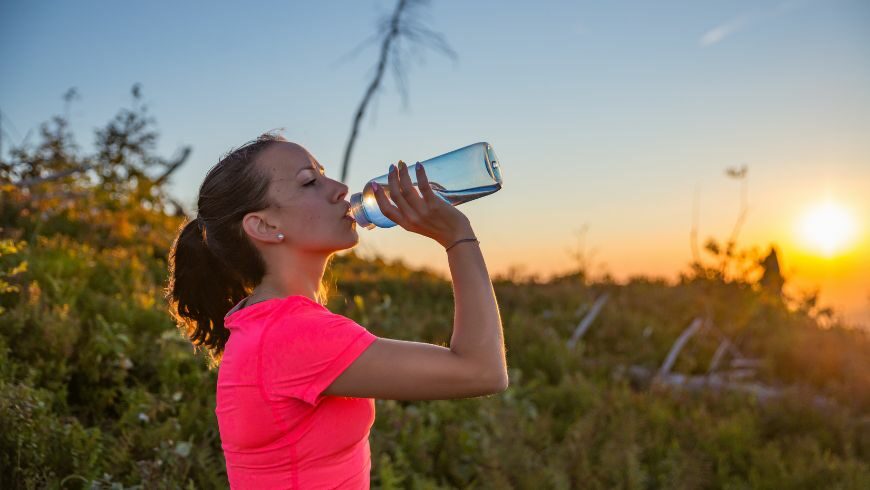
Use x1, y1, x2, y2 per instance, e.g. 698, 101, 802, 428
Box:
349, 192, 375, 229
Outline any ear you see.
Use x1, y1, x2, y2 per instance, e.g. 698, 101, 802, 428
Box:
241, 211, 283, 244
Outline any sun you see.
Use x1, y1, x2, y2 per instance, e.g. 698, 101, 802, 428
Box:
797, 201, 858, 257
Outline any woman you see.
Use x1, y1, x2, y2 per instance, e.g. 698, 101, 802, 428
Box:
166, 133, 508, 488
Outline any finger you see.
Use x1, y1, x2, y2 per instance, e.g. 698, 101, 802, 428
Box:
397, 160, 427, 215
370, 181, 406, 226
387, 162, 419, 222
414, 161, 440, 204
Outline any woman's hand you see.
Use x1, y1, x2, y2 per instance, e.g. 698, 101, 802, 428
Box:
370, 160, 474, 248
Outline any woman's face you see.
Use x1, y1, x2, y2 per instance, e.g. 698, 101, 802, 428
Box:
248, 141, 358, 253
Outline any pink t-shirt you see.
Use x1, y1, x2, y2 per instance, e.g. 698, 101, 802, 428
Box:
215, 295, 379, 489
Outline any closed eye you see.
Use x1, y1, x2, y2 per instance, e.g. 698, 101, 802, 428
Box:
302, 165, 325, 187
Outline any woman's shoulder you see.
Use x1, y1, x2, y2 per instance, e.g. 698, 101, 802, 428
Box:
260, 298, 368, 349
225, 294, 329, 325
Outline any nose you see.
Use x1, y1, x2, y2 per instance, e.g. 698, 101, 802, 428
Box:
334, 179, 349, 202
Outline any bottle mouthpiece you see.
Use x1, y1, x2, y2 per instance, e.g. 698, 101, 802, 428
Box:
349, 192, 375, 229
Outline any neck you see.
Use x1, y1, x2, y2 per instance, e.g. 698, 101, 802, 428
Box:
252, 249, 332, 303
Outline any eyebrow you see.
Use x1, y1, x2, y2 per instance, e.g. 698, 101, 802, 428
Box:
296, 163, 326, 175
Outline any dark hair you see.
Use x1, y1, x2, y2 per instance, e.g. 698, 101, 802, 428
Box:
165, 131, 286, 368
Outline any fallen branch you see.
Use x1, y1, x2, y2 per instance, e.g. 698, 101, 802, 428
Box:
707, 338, 731, 373
566, 293, 610, 349
627, 365, 834, 409
657, 317, 704, 378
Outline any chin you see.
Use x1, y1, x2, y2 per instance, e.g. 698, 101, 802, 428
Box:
337, 231, 360, 251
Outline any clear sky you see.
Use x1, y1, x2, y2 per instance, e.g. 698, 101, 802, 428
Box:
2, 0, 868, 325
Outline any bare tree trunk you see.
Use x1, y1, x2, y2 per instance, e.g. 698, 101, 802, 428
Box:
340, 0, 408, 184
338, 0, 455, 184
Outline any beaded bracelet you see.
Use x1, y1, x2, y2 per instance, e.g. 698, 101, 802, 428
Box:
445, 237, 479, 252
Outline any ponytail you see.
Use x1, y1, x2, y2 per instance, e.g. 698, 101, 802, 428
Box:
165, 218, 252, 367
164, 132, 282, 368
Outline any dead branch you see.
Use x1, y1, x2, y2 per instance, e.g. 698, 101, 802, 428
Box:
14, 163, 95, 187
339, 0, 456, 183
153, 146, 192, 187
657, 317, 705, 378
707, 338, 730, 373
721, 165, 749, 276
567, 293, 610, 349
628, 365, 834, 409
690, 185, 701, 265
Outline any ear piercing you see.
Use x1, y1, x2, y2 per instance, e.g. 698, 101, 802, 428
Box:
277, 233, 285, 241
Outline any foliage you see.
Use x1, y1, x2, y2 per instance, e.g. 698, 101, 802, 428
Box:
0, 93, 867, 489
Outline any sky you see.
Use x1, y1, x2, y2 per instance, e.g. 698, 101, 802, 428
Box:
1, 0, 868, 325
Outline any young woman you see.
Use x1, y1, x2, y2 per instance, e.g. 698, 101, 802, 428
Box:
166, 133, 508, 488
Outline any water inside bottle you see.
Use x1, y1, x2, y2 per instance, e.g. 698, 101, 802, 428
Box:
357, 180, 502, 229
430, 182, 503, 205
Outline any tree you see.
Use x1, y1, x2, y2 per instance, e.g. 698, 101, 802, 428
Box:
1, 85, 190, 248
339, 0, 456, 183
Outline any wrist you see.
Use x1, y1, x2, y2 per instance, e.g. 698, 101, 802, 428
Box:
439, 223, 475, 248
445, 237, 479, 252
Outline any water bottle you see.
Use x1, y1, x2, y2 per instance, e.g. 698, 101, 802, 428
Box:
349, 142, 503, 229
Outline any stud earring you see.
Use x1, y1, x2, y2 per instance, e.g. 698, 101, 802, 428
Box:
276, 233, 285, 241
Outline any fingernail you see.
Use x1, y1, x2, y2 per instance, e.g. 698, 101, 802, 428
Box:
371, 182, 379, 191
417, 162, 424, 170
389, 164, 397, 173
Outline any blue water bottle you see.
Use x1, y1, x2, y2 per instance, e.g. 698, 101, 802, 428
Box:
349, 142, 503, 229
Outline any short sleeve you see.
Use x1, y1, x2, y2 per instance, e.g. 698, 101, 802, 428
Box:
258, 308, 378, 406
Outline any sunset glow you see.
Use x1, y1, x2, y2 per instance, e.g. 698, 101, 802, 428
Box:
797, 201, 858, 258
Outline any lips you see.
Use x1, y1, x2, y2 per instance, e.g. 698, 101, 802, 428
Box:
342, 205, 356, 223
